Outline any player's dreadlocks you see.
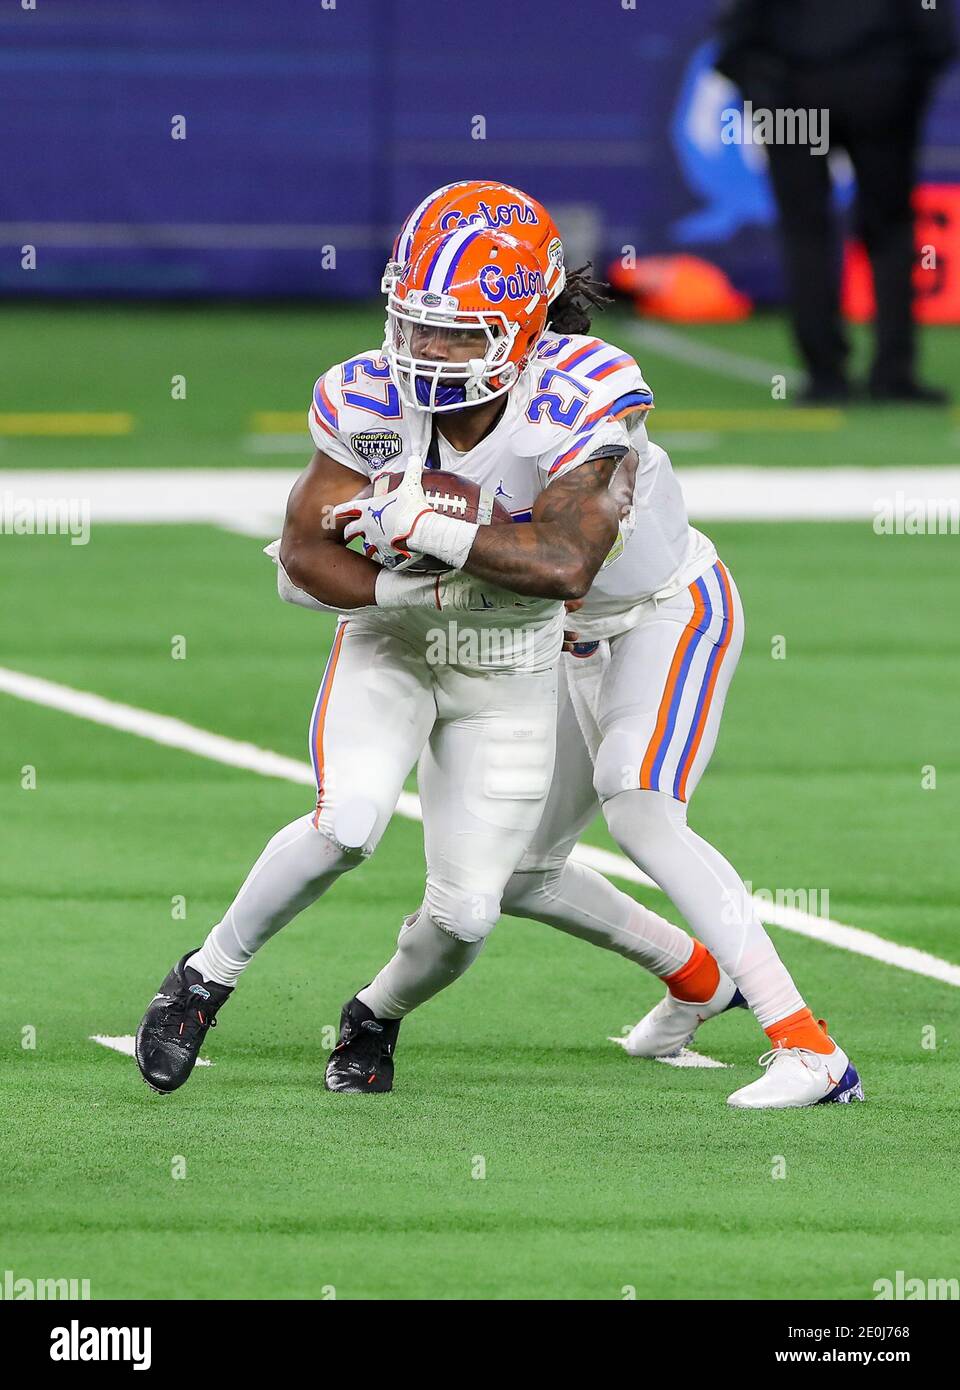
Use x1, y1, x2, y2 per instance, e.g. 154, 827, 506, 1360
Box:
547, 263, 613, 336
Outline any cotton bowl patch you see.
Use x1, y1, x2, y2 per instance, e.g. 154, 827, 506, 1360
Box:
350, 430, 404, 468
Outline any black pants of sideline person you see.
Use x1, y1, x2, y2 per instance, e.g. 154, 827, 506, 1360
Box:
761, 57, 931, 395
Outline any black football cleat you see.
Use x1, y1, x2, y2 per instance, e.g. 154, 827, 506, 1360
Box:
324, 995, 401, 1093
135, 951, 233, 1094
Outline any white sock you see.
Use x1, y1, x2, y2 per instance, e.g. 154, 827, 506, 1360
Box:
358, 909, 484, 1019
503, 860, 693, 977
602, 789, 804, 1029
188, 813, 358, 988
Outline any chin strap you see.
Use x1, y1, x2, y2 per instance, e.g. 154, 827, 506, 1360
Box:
464, 357, 486, 403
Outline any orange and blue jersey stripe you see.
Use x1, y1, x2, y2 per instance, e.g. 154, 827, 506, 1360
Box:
546, 387, 654, 475
640, 580, 709, 793
313, 378, 340, 433
312, 404, 338, 441
557, 341, 639, 381
547, 428, 600, 476
558, 338, 607, 372
585, 351, 636, 381
674, 561, 734, 801
639, 562, 734, 801
309, 621, 347, 824
582, 388, 654, 428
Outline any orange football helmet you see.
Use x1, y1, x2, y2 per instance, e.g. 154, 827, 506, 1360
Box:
382, 180, 566, 305
385, 226, 548, 413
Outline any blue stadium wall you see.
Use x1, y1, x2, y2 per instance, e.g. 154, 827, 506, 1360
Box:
2, 0, 958, 301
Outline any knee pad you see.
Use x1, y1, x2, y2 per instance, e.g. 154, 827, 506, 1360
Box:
315, 795, 382, 857
593, 724, 650, 805
423, 878, 501, 944
332, 797, 380, 852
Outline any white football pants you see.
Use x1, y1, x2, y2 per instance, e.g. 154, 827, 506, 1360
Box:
502, 560, 806, 1029
189, 617, 557, 996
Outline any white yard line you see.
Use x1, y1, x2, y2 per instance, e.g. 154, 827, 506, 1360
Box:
577, 840, 960, 988
90, 1034, 213, 1066
669, 466, 960, 521
2, 665, 958, 992
653, 1048, 729, 1069
624, 322, 806, 390
92, 1031, 721, 1071
4, 466, 960, 528
607, 1037, 731, 1069
0, 469, 289, 535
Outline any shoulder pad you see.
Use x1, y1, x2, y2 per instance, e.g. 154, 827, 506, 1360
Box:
310, 350, 414, 467
312, 350, 405, 432
510, 340, 654, 460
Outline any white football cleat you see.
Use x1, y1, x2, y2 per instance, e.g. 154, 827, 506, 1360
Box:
616, 969, 745, 1058
727, 1040, 864, 1110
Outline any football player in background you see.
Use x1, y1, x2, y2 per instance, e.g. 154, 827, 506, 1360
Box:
343, 182, 862, 1110
134, 228, 636, 1097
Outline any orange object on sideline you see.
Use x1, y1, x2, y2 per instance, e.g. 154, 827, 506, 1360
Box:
663, 938, 721, 1004
607, 254, 752, 322
764, 1006, 833, 1055
842, 183, 960, 325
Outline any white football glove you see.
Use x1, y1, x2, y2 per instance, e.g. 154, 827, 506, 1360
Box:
332, 453, 478, 571
332, 453, 433, 569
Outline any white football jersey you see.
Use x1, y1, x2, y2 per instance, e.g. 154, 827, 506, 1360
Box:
534, 332, 716, 637
308, 346, 635, 669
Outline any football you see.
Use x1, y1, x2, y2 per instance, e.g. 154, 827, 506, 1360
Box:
347, 467, 514, 573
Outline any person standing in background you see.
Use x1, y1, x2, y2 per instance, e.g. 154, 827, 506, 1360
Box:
715, 0, 957, 404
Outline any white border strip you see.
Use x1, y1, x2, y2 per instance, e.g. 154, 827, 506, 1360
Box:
5, 467, 960, 527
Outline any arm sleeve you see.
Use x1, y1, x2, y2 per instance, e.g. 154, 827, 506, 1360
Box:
263, 540, 342, 614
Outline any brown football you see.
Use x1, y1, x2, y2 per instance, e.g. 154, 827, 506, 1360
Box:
346, 468, 514, 574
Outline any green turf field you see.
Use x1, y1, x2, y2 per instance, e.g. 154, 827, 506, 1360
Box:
3, 302, 959, 470
2, 308, 959, 1301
